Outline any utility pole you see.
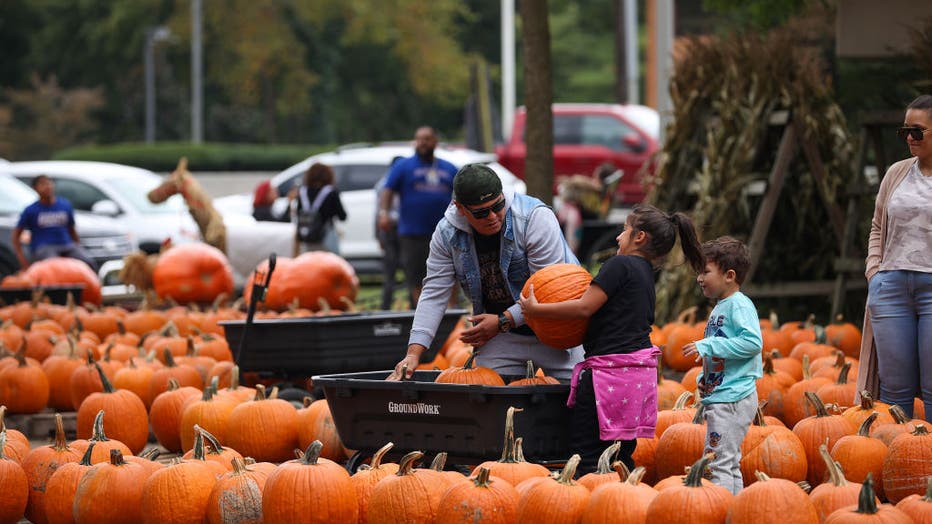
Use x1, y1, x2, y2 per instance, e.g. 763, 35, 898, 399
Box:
191, 0, 204, 143
144, 27, 172, 144
501, 0, 516, 142
613, 0, 639, 104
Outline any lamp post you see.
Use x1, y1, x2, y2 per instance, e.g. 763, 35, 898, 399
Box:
144, 26, 172, 144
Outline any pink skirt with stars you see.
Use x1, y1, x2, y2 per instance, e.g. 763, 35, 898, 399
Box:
566, 346, 661, 440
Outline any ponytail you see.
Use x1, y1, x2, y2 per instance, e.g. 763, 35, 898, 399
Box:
670, 212, 704, 273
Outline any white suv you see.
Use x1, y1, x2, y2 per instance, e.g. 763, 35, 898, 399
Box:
213, 144, 526, 274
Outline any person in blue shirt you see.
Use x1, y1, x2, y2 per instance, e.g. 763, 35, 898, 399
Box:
682, 236, 763, 495
377, 126, 458, 306
12, 175, 97, 271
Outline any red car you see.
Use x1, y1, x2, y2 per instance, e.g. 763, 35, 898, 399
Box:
496, 103, 660, 204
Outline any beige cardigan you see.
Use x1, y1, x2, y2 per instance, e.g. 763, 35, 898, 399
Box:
855, 157, 917, 402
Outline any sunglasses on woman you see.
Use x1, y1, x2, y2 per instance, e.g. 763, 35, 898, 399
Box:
465, 197, 506, 219
896, 126, 930, 141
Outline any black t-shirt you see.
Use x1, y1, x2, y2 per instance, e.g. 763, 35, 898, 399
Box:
474, 231, 512, 315
584, 255, 655, 356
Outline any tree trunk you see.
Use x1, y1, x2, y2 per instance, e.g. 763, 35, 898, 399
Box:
519, 0, 554, 205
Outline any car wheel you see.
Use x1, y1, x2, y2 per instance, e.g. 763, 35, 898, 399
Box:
0, 246, 20, 279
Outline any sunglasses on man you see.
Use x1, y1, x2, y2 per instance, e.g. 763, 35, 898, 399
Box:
464, 197, 506, 219
896, 126, 930, 141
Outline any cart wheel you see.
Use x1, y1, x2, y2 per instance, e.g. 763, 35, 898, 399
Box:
583, 229, 621, 268
345, 450, 373, 474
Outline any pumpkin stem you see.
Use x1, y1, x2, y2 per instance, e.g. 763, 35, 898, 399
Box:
167, 377, 180, 391
857, 412, 879, 437
804, 391, 830, 417
299, 441, 324, 465
595, 441, 622, 474
912, 424, 929, 436
52, 413, 71, 451
268, 386, 280, 400
819, 443, 848, 487
230, 365, 241, 390
192, 430, 206, 461
79, 442, 96, 466
302, 396, 313, 408
524, 360, 536, 380
90, 410, 110, 442
763, 354, 775, 374
462, 351, 478, 370
317, 297, 330, 313
610, 460, 632, 482
555, 454, 581, 485
195, 424, 226, 455
396, 451, 424, 475
858, 391, 875, 410
0, 405, 6, 432
0, 432, 7, 460
140, 447, 161, 461
797, 481, 812, 493
162, 348, 178, 368
109, 448, 126, 466
889, 404, 910, 424
754, 471, 772, 482
429, 452, 448, 471
753, 404, 768, 426
253, 384, 267, 401
835, 362, 851, 385
801, 354, 812, 380
370, 442, 394, 469
923, 477, 932, 503
684, 453, 715, 487
514, 438, 528, 462
94, 362, 115, 394
625, 465, 646, 485
498, 406, 524, 463
691, 404, 706, 424
473, 467, 493, 487
855, 474, 880, 514
672, 391, 693, 410
230, 456, 249, 475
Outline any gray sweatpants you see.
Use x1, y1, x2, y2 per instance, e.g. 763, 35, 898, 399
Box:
701, 390, 758, 494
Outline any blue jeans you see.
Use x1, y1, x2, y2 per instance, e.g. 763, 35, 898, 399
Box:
867, 269, 932, 421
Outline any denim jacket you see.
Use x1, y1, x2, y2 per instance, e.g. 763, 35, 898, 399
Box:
409, 187, 578, 348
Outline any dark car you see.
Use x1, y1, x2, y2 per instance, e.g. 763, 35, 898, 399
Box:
0, 173, 136, 278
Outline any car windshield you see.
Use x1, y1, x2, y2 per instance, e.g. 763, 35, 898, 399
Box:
105, 175, 186, 214
0, 176, 37, 214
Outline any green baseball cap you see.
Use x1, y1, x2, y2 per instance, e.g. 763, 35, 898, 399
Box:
453, 164, 503, 205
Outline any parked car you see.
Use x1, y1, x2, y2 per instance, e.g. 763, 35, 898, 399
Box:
212, 144, 527, 274
0, 161, 293, 288
496, 103, 660, 204
0, 172, 135, 279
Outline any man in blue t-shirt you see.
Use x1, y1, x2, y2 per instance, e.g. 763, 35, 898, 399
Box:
12, 175, 97, 270
377, 126, 457, 305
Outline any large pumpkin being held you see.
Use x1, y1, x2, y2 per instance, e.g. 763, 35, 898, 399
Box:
520, 263, 592, 350
152, 243, 234, 304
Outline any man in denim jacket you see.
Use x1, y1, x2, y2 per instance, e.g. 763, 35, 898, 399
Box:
388, 164, 584, 381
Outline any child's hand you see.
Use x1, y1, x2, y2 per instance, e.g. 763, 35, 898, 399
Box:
682, 342, 701, 363
517, 284, 539, 314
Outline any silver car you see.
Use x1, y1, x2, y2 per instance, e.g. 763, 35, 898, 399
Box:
0, 173, 135, 278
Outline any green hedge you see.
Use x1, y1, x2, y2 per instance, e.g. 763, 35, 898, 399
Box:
52, 142, 336, 172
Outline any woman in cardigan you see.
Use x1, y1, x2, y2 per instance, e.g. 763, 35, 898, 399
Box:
856, 94, 932, 422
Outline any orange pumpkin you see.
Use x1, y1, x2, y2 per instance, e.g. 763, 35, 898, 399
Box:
830, 414, 888, 502
297, 397, 347, 463
895, 477, 932, 523
225, 385, 299, 463
516, 454, 590, 522
262, 441, 358, 523
436, 466, 519, 524
506, 360, 560, 386
140, 433, 226, 524
367, 451, 447, 524
792, 392, 856, 486
75, 364, 149, 454
20, 415, 82, 524
646, 454, 734, 522
0, 346, 50, 414
726, 471, 819, 523
70, 410, 133, 465
882, 424, 932, 503
824, 315, 862, 359
471, 407, 551, 487
0, 432, 28, 524
23, 257, 102, 306
740, 407, 808, 485
0, 405, 30, 463
654, 406, 707, 479
435, 352, 505, 385
349, 442, 399, 523
577, 442, 622, 491
244, 252, 359, 312
152, 243, 234, 304
584, 464, 658, 523
72, 449, 149, 524
823, 474, 912, 523
206, 456, 268, 524
520, 263, 592, 350
149, 378, 202, 453
43, 442, 96, 524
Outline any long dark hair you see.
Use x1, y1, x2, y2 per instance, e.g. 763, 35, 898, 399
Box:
907, 94, 932, 111
628, 204, 704, 273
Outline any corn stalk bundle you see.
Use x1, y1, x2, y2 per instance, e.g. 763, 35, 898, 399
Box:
645, 25, 857, 323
